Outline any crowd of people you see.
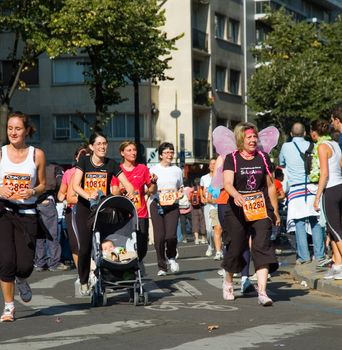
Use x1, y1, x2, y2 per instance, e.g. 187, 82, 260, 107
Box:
1, 105, 342, 322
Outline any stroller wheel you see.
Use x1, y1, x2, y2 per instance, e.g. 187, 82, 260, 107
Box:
143, 291, 149, 306
133, 291, 139, 306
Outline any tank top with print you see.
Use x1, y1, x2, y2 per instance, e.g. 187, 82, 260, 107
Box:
323, 141, 342, 188
0, 145, 37, 213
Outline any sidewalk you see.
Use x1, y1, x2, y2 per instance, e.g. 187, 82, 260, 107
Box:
292, 262, 342, 297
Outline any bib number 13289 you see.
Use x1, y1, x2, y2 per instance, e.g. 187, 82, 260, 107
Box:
242, 192, 267, 221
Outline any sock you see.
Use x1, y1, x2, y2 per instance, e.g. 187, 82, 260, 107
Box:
4, 302, 14, 310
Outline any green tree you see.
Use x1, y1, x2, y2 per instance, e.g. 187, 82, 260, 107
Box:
48, 0, 181, 139
0, 0, 62, 144
248, 8, 342, 134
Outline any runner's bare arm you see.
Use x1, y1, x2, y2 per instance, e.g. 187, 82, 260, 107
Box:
223, 169, 245, 207
266, 175, 280, 226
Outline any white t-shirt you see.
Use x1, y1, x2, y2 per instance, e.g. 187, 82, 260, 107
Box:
150, 163, 183, 203
200, 173, 216, 210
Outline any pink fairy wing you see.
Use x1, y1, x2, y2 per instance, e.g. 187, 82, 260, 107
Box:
258, 126, 280, 153
212, 126, 236, 156
211, 164, 223, 188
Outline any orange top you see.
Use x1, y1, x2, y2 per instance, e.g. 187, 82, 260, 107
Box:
274, 179, 283, 195
216, 189, 229, 204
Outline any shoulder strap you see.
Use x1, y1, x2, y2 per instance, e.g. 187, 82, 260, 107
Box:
306, 142, 314, 154
257, 151, 272, 177
232, 151, 238, 173
293, 142, 305, 160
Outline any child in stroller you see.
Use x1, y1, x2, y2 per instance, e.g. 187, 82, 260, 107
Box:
90, 195, 148, 307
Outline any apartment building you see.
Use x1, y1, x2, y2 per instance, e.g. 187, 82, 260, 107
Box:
1, 0, 341, 167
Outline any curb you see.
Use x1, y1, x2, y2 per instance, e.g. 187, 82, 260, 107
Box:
293, 265, 342, 297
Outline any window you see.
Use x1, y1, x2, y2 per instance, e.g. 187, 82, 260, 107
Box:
52, 58, 89, 85
214, 13, 225, 39
228, 19, 240, 44
54, 113, 147, 140
229, 69, 240, 95
215, 66, 226, 91
29, 115, 40, 142
54, 114, 95, 140
0, 60, 39, 86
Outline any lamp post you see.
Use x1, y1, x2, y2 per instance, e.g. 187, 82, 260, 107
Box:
170, 91, 181, 165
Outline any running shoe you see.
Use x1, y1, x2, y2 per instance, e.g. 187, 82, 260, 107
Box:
214, 251, 223, 261
157, 270, 167, 276
0, 306, 15, 322
79, 283, 90, 296
324, 265, 342, 279
334, 271, 342, 280
169, 259, 179, 273
200, 238, 207, 244
258, 292, 273, 306
240, 278, 255, 294
194, 239, 199, 245
217, 268, 225, 277
48, 263, 70, 272
205, 247, 213, 257
316, 257, 333, 268
16, 277, 32, 303
223, 280, 235, 301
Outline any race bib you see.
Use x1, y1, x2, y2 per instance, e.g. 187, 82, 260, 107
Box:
159, 189, 178, 206
4, 173, 32, 200
131, 190, 142, 209
242, 192, 267, 221
84, 172, 107, 195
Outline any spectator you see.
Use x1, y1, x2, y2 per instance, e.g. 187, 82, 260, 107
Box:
279, 122, 325, 265
178, 178, 192, 243
190, 177, 206, 245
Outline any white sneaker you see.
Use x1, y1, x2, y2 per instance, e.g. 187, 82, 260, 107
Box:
194, 239, 199, 245
79, 283, 90, 296
214, 251, 223, 261
324, 265, 342, 279
334, 271, 342, 280
217, 268, 225, 277
169, 259, 179, 273
200, 238, 207, 244
16, 277, 32, 303
157, 270, 167, 276
205, 247, 213, 257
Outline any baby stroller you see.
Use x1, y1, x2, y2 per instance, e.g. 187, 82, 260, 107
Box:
90, 195, 148, 307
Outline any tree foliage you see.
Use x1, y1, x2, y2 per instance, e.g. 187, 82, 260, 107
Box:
248, 8, 342, 133
47, 0, 181, 121
0, 0, 62, 144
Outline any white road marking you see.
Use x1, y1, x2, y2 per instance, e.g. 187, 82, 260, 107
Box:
15, 295, 87, 316
161, 323, 324, 349
0, 320, 156, 350
29, 274, 77, 289
172, 281, 202, 297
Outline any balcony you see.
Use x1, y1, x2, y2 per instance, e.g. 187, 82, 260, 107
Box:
193, 78, 212, 106
192, 28, 208, 52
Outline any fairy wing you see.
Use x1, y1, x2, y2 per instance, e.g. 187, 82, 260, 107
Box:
211, 126, 236, 189
212, 126, 236, 156
258, 126, 280, 153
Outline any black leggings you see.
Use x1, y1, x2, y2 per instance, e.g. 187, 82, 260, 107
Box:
65, 207, 79, 254
75, 203, 93, 285
322, 184, 342, 242
137, 218, 149, 261
150, 201, 179, 271
0, 211, 37, 282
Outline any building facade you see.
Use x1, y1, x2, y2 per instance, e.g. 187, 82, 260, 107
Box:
1, 0, 341, 166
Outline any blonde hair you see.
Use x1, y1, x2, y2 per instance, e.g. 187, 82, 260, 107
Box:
234, 122, 258, 151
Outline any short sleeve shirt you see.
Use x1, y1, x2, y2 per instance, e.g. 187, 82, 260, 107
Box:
223, 151, 273, 209
76, 155, 122, 207
111, 163, 151, 218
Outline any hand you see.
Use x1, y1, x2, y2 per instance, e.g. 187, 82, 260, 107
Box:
17, 188, 34, 200
274, 211, 281, 226
0, 186, 14, 199
233, 193, 245, 207
314, 197, 320, 211
150, 173, 158, 185
88, 191, 98, 201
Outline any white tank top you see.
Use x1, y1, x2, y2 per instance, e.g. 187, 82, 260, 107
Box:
323, 141, 342, 189
0, 145, 37, 213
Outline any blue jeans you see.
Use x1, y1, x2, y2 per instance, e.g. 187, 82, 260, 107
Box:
294, 217, 325, 262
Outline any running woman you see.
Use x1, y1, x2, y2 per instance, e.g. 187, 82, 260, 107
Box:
0, 112, 46, 322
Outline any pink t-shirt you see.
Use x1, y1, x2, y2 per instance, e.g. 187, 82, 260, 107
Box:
110, 163, 151, 218
62, 167, 76, 186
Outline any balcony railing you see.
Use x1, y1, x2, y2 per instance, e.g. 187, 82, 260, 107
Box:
192, 28, 208, 52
